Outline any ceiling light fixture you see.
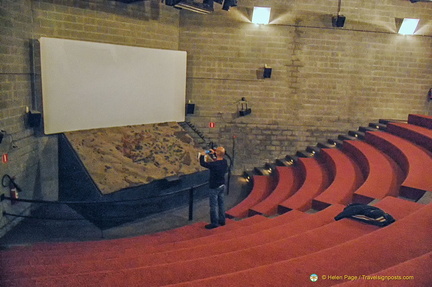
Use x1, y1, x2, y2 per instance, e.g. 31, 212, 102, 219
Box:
398, 18, 419, 35
252, 7, 271, 25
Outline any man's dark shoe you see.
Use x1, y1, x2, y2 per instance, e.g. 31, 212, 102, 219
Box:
219, 222, 226, 226
205, 224, 219, 229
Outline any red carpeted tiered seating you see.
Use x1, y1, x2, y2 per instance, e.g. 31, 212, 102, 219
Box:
342, 140, 403, 204
386, 121, 432, 152
169, 200, 431, 287
249, 165, 302, 216
1, 114, 431, 287
278, 157, 330, 213
365, 130, 432, 201
0, 214, 269, 263
1, 197, 425, 287
335, 251, 432, 286
312, 148, 364, 210
408, 113, 432, 129
225, 174, 276, 218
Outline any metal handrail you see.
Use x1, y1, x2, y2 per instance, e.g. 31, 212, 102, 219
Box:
1, 181, 209, 222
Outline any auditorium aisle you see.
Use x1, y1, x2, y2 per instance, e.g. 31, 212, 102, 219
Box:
0, 176, 247, 249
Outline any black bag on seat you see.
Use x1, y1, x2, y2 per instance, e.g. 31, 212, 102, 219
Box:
334, 203, 395, 227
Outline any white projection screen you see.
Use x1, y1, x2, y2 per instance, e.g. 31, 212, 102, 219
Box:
40, 37, 187, 134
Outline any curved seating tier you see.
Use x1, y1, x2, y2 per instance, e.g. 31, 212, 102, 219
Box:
0, 214, 268, 262
225, 174, 276, 219
365, 130, 432, 201
249, 165, 301, 216
342, 140, 403, 204
1, 197, 424, 287
169, 200, 431, 287
387, 122, 432, 152
1, 114, 431, 287
278, 157, 330, 212
335, 251, 432, 286
408, 113, 432, 129
312, 148, 364, 210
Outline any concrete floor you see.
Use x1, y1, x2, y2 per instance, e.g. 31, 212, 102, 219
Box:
0, 175, 249, 249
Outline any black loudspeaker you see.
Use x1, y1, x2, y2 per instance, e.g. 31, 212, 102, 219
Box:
186, 103, 195, 115
332, 15, 346, 28
239, 108, 252, 117
27, 110, 42, 127
263, 67, 272, 79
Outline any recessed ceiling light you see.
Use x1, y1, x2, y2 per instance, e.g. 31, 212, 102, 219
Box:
252, 7, 271, 25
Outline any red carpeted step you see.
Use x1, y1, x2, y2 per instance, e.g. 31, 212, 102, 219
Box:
1, 197, 422, 286
278, 157, 330, 212
164, 200, 431, 287
333, 251, 432, 286
0, 210, 306, 279
226, 175, 276, 219
408, 113, 432, 129
342, 140, 403, 204
312, 148, 364, 210
0, 215, 268, 263
365, 130, 432, 201
387, 122, 432, 152
0, 210, 303, 268
0, 214, 267, 253
249, 166, 302, 216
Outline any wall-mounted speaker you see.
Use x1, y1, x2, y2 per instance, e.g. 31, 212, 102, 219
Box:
332, 15, 346, 28
186, 103, 195, 115
263, 67, 272, 78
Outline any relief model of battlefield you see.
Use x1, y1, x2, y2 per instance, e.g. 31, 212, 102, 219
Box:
65, 122, 205, 194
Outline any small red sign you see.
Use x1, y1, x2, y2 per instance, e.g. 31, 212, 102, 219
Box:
2, 153, 8, 163
209, 122, 216, 128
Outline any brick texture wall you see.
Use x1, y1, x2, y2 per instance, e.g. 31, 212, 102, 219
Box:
180, 1, 432, 171
0, 0, 180, 237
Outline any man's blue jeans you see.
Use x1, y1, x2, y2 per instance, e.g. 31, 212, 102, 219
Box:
209, 184, 225, 226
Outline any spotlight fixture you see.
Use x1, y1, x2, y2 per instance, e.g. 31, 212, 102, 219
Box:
398, 18, 419, 35
252, 7, 271, 25
165, 0, 213, 14
242, 171, 254, 183
222, 0, 237, 11
165, 0, 236, 13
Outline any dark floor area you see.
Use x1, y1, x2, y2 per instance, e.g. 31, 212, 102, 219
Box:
0, 175, 249, 248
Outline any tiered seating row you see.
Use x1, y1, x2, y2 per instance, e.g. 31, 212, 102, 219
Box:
169, 201, 431, 287
408, 113, 432, 129
0, 197, 425, 287
278, 157, 330, 212
249, 165, 301, 216
312, 148, 364, 210
228, 114, 432, 218
1, 114, 431, 287
225, 174, 276, 218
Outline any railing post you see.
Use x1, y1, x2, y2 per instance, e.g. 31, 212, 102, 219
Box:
188, 186, 194, 221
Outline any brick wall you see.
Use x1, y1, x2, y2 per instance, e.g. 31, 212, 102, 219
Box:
180, 1, 432, 172
0, 0, 180, 238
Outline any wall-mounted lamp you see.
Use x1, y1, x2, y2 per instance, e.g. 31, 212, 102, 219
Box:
398, 18, 419, 35
252, 7, 271, 25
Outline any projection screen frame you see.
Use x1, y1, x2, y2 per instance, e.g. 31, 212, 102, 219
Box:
40, 37, 187, 134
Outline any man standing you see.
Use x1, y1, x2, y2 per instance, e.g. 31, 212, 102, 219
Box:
199, 146, 228, 229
